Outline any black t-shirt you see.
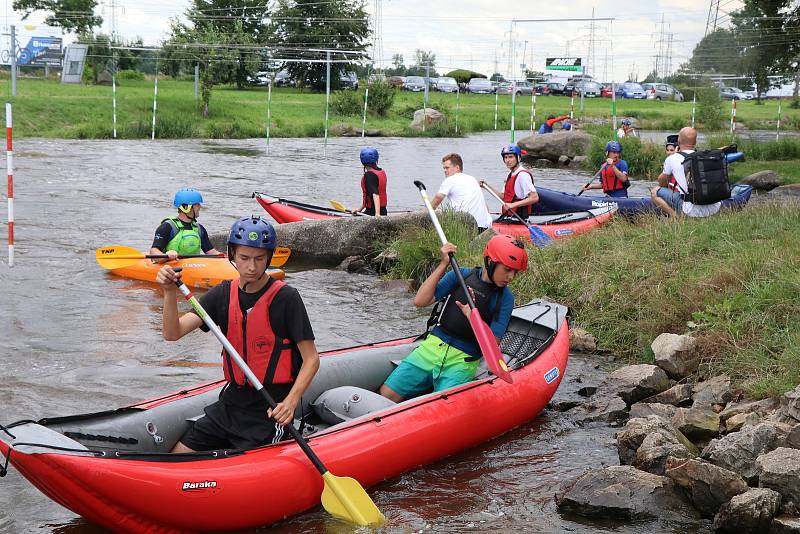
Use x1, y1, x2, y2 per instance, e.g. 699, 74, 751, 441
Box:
151, 219, 214, 252
363, 169, 387, 216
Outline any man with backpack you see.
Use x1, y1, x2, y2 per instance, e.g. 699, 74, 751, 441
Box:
650, 127, 726, 218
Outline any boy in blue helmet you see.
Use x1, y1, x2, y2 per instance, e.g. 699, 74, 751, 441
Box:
352, 147, 388, 217
150, 188, 221, 262
155, 216, 320, 452
582, 141, 630, 198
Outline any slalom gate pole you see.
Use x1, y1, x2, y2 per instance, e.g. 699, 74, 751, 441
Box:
5, 103, 13, 267
611, 82, 618, 140
151, 64, 159, 140
730, 98, 736, 135
510, 83, 516, 143
266, 77, 272, 155
691, 92, 696, 129
112, 73, 117, 139
530, 89, 536, 133
570, 91, 575, 120
494, 91, 498, 130
455, 89, 460, 135
361, 86, 369, 138
776, 100, 782, 141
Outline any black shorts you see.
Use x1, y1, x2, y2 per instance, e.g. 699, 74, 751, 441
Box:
180, 384, 292, 451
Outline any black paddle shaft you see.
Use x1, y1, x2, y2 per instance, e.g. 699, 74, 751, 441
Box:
447, 253, 478, 310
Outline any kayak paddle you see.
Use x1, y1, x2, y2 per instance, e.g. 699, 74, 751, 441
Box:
479, 183, 552, 247
330, 200, 363, 216
576, 174, 600, 196
95, 245, 291, 270
171, 270, 385, 527
414, 180, 514, 384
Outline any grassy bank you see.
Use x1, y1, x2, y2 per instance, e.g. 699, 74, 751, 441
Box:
384, 205, 800, 398
3, 75, 800, 139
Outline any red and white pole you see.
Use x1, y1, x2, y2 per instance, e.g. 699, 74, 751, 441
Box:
730, 98, 737, 134
5, 103, 14, 267
570, 91, 575, 120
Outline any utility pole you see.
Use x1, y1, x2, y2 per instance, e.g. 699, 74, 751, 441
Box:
705, 0, 721, 36
587, 8, 595, 78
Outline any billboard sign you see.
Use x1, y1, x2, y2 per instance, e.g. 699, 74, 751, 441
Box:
1, 25, 63, 67
545, 57, 584, 77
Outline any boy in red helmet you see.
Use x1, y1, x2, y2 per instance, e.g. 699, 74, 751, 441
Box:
380, 235, 528, 401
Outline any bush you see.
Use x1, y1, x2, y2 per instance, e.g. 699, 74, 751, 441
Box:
446, 69, 486, 85
331, 90, 362, 116
117, 69, 145, 81
366, 81, 395, 117
696, 87, 723, 130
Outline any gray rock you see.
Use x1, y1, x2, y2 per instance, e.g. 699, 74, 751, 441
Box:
603, 364, 670, 406
758, 447, 800, 514
569, 155, 588, 168
630, 402, 678, 421
570, 393, 629, 424
720, 397, 780, 422
96, 70, 113, 85
533, 158, 555, 168
672, 407, 721, 442
337, 255, 371, 274
738, 170, 782, 191
772, 515, 800, 533
569, 326, 596, 353
633, 428, 697, 475
330, 122, 355, 136
764, 184, 800, 206
518, 130, 593, 162
712, 488, 781, 533
779, 385, 800, 424
702, 422, 793, 484
617, 416, 669, 465
554, 465, 699, 521
643, 383, 695, 407
665, 457, 749, 518
693, 375, 733, 408
786, 425, 800, 449
725, 412, 762, 433
558, 154, 571, 166
652, 333, 699, 379
371, 248, 400, 272
410, 108, 445, 131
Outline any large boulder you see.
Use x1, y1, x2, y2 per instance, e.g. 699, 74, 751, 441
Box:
672, 407, 721, 442
664, 457, 749, 518
570, 393, 629, 424
738, 170, 782, 191
629, 402, 678, 421
702, 422, 793, 483
518, 130, 593, 162
616, 415, 697, 473
757, 447, 800, 514
651, 333, 698, 379
602, 364, 670, 406
410, 108, 445, 131
712, 488, 782, 533
554, 465, 699, 522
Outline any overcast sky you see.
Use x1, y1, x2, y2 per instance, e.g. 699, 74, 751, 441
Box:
0, 0, 744, 81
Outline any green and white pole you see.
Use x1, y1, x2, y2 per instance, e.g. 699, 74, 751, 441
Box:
494, 91, 498, 130
530, 88, 536, 133
510, 82, 516, 143
691, 92, 696, 129
266, 75, 273, 155
324, 51, 331, 155
455, 89, 460, 135
611, 82, 618, 141
776, 100, 782, 141
150, 61, 159, 140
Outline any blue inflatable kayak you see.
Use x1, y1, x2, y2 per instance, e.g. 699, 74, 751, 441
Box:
533, 184, 753, 216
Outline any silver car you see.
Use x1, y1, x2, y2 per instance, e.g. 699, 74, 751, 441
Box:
643, 83, 684, 102
435, 77, 459, 93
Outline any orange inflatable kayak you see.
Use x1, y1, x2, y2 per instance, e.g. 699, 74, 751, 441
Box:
109, 258, 284, 289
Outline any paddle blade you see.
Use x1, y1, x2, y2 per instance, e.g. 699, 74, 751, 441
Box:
528, 226, 553, 248
269, 247, 291, 268
329, 200, 348, 212
320, 471, 385, 526
468, 309, 513, 384
95, 245, 146, 270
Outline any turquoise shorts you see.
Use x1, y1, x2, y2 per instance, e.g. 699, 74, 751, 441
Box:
383, 334, 479, 399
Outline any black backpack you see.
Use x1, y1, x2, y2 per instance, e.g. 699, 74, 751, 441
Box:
679, 150, 731, 205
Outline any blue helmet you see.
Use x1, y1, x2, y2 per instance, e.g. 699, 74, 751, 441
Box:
173, 188, 204, 209
621, 118, 632, 126
500, 144, 522, 159
227, 216, 277, 251
360, 147, 379, 165
605, 141, 622, 154
562, 122, 572, 130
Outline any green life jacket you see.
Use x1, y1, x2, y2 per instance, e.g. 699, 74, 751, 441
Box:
163, 217, 202, 255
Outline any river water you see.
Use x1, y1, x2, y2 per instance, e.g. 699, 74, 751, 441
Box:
0, 132, 705, 533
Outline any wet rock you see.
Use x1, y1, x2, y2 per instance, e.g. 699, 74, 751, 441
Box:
330, 122, 355, 136
374, 279, 413, 292
602, 364, 670, 406
725, 412, 762, 433
633, 428, 697, 475
569, 155, 588, 168
578, 386, 597, 397
772, 515, 800, 533
532, 158, 555, 168
570, 393, 628, 424
642, 383, 694, 407
712, 488, 781, 533
738, 170, 782, 191
630, 402, 678, 421
617, 416, 669, 465
757, 448, 800, 514
652, 333, 698, 379
558, 155, 571, 166
569, 327, 596, 353
554, 465, 698, 521
672, 407, 721, 442
720, 397, 780, 423
410, 108, 445, 131
665, 457, 748, 518
371, 248, 400, 272
702, 422, 793, 484
693, 375, 733, 408
338, 255, 372, 274
518, 130, 593, 162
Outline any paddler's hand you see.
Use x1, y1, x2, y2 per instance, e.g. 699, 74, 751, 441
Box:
455, 287, 476, 317
269, 396, 298, 426
606, 157, 614, 166
156, 265, 181, 290
440, 242, 457, 264
166, 250, 179, 261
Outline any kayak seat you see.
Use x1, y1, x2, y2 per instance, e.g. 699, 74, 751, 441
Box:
311, 386, 397, 425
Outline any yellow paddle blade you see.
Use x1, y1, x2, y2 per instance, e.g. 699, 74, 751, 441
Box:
95, 245, 146, 270
269, 247, 291, 268
320, 471, 384, 526
329, 200, 348, 212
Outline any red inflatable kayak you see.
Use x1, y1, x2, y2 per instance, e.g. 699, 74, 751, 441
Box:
253, 192, 616, 241
0, 301, 568, 533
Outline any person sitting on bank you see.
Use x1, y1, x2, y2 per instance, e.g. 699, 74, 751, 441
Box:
581, 141, 630, 198
538, 114, 571, 134
430, 153, 493, 232
665, 134, 678, 157
150, 188, 221, 263
352, 147, 388, 217
480, 144, 539, 222
616, 118, 638, 138
379, 235, 528, 402
156, 216, 320, 452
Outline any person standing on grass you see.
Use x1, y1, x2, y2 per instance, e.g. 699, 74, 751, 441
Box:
429, 153, 493, 232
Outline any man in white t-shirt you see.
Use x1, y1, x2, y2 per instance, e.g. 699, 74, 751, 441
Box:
430, 153, 493, 231
651, 127, 721, 218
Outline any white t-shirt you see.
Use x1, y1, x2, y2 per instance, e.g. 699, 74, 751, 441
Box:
617, 127, 638, 138
510, 168, 537, 199
662, 150, 721, 217
437, 172, 493, 229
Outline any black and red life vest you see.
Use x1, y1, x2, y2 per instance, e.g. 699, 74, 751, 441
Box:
503, 167, 534, 219
223, 278, 300, 387
361, 168, 388, 210
599, 162, 627, 193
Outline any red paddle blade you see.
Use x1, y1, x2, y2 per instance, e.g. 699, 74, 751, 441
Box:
468, 309, 513, 384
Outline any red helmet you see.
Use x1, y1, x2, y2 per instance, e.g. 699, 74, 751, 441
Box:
484, 234, 528, 271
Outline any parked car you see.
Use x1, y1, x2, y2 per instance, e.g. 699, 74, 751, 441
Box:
403, 76, 427, 92
435, 76, 459, 92
535, 82, 550, 95
467, 78, 494, 94
642, 83, 684, 101
387, 75, 405, 88
765, 83, 795, 98
273, 70, 295, 87
601, 84, 614, 97
573, 80, 601, 97
247, 71, 270, 86
719, 86, 746, 100
339, 71, 359, 90
616, 82, 645, 99
506, 80, 533, 96
544, 81, 566, 96
368, 73, 387, 84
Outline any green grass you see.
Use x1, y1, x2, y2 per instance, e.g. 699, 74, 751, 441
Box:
2, 75, 800, 139
730, 160, 800, 185
384, 204, 800, 398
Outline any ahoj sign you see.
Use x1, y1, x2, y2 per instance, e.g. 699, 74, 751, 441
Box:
1, 24, 63, 67
545, 57, 583, 74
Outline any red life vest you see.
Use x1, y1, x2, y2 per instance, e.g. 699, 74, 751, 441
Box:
599, 162, 626, 193
223, 278, 299, 387
361, 168, 388, 210
503, 167, 534, 219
